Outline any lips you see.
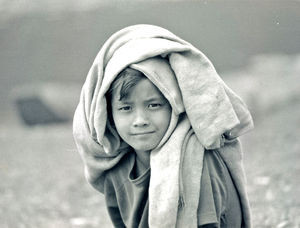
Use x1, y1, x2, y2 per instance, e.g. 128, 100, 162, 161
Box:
130, 131, 155, 136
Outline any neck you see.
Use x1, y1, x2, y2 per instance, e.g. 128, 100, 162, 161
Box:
135, 150, 150, 176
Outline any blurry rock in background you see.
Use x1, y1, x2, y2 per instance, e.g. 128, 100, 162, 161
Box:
15, 96, 67, 126
12, 83, 81, 126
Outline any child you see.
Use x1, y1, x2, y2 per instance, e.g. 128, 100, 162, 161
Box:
73, 25, 254, 228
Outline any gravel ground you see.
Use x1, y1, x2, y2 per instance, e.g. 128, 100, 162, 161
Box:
242, 104, 300, 228
0, 124, 112, 228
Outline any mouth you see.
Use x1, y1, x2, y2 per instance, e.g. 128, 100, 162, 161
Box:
131, 131, 155, 136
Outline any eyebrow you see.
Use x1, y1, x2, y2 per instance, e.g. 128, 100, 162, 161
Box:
114, 99, 133, 105
145, 97, 165, 103
114, 96, 165, 104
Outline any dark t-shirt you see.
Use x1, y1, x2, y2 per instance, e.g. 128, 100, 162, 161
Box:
103, 149, 242, 227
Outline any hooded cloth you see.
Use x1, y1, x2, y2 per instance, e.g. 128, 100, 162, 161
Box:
73, 24, 253, 228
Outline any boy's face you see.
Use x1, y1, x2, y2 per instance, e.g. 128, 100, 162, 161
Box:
111, 78, 172, 154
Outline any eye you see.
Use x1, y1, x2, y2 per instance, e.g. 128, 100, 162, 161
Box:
148, 103, 162, 109
118, 106, 132, 112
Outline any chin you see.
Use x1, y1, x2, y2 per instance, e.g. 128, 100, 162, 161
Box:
132, 143, 156, 152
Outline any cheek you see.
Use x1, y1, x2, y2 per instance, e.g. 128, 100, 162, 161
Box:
112, 113, 128, 135
155, 109, 172, 132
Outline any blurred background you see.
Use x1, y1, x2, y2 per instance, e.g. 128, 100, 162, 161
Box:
1, 1, 300, 227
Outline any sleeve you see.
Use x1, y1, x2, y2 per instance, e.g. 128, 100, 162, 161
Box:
103, 173, 126, 228
199, 148, 243, 228
208, 167, 227, 228
198, 150, 227, 228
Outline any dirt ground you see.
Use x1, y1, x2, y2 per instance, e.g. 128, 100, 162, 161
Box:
242, 104, 300, 228
1, 54, 300, 228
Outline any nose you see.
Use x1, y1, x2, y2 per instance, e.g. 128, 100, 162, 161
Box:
133, 109, 149, 127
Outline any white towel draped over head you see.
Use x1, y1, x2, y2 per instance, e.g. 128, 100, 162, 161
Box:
73, 24, 253, 227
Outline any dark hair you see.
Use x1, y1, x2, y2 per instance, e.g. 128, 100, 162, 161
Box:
106, 68, 145, 125
107, 68, 145, 101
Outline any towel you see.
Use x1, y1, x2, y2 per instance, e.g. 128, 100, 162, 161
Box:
131, 58, 203, 228
73, 24, 253, 227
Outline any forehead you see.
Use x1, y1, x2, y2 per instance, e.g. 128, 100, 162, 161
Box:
112, 78, 165, 102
